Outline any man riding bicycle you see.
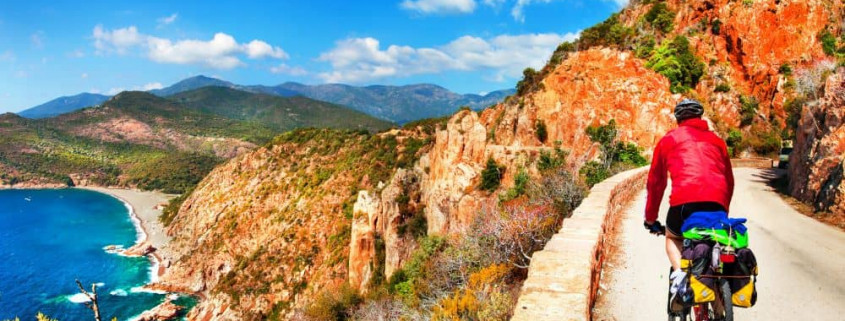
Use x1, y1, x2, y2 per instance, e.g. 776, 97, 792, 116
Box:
643, 99, 735, 296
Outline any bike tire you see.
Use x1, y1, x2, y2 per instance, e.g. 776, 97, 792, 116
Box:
720, 279, 733, 321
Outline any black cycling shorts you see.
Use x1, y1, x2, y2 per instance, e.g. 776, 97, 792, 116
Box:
665, 202, 726, 237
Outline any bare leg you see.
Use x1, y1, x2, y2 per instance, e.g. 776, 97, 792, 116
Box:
666, 232, 683, 271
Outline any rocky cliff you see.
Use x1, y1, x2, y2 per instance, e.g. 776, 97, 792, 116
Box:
789, 67, 845, 215
161, 0, 844, 318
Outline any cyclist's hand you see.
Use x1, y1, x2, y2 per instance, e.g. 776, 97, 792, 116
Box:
644, 220, 665, 235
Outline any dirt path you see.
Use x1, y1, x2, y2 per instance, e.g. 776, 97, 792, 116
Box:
594, 168, 845, 320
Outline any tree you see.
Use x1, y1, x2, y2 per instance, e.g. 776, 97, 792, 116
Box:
76, 280, 102, 321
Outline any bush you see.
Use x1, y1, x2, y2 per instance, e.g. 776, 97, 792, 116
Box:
500, 168, 529, 202
644, 2, 675, 33
516, 67, 540, 95
711, 19, 722, 35
534, 120, 548, 143
739, 95, 759, 126
303, 283, 363, 321
784, 97, 807, 137
479, 158, 504, 192
714, 83, 731, 93
613, 142, 648, 166
549, 41, 576, 67
537, 147, 567, 171
636, 35, 656, 59
578, 13, 635, 50
746, 125, 781, 156
647, 35, 706, 93
779, 63, 793, 76
580, 161, 610, 187
820, 30, 838, 56
726, 129, 743, 157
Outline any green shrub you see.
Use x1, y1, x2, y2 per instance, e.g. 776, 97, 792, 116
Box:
644, 2, 675, 33
820, 30, 837, 56
534, 120, 548, 143
711, 19, 722, 34
636, 35, 656, 59
537, 147, 567, 171
714, 83, 731, 93
746, 125, 781, 156
578, 13, 635, 50
500, 168, 529, 201
647, 36, 706, 93
739, 95, 759, 126
580, 161, 610, 187
726, 129, 743, 157
479, 158, 504, 192
516, 67, 540, 96
398, 208, 428, 239
784, 96, 807, 137
779, 63, 793, 76
303, 283, 363, 321
613, 142, 648, 166
549, 41, 576, 67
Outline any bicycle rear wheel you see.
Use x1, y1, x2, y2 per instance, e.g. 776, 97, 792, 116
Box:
720, 279, 733, 321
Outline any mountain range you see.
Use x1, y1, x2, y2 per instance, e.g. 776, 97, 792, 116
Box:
18, 76, 515, 124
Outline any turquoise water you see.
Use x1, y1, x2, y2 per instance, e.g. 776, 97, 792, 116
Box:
0, 189, 192, 320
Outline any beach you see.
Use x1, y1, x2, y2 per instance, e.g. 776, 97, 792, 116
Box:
78, 186, 175, 280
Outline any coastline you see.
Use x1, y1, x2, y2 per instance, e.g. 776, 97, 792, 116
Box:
77, 186, 175, 281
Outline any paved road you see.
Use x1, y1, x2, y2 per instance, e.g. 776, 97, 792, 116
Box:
594, 168, 845, 320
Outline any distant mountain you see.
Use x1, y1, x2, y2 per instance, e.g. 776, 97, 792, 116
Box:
249, 83, 516, 124
149, 75, 236, 96
20, 75, 515, 123
169, 86, 394, 132
18, 93, 110, 119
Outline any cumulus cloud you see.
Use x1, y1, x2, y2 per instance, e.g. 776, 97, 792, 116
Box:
67, 49, 85, 58
401, 0, 477, 14
91, 25, 288, 69
270, 63, 308, 76
317, 32, 579, 83
157, 13, 178, 28
106, 82, 164, 95
81, 73, 88, 79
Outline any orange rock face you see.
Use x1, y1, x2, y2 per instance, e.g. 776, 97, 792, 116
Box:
789, 68, 845, 213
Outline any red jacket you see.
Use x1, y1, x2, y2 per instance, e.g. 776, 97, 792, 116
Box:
645, 118, 734, 222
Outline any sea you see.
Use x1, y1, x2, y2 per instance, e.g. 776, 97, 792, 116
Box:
0, 189, 193, 320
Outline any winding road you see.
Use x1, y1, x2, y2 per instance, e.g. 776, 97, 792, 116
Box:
593, 168, 845, 320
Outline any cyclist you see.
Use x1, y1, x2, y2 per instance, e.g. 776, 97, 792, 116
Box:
643, 98, 735, 295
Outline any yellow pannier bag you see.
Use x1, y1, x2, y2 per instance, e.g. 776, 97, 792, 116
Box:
690, 275, 716, 303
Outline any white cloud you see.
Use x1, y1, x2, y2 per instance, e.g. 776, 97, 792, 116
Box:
31, 31, 44, 49
90, 88, 101, 94
401, 0, 477, 14
157, 13, 178, 28
91, 25, 289, 69
512, 0, 628, 22
106, 82, 163, 95
243, 40, 288, 59
270, 63, 308, 76
141, 82, 164, 90
317, 32, 579, 83
81, 73, 88, 78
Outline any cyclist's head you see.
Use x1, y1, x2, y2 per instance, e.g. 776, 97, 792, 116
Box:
674, 98, 704, 123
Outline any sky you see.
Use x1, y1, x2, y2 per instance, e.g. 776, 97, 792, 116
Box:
0, 0, 624, 113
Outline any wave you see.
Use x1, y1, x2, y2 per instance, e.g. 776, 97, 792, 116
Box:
110, 289, 128, 296
67, 293, 91, 303
130, 286, 167, 294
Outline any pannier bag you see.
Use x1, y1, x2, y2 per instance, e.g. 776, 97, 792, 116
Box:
728, 247, 758, 307
679, 241, 717, 305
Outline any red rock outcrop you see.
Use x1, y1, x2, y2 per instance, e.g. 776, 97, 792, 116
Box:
137, 299, 183, 321
789, 68, 845, 213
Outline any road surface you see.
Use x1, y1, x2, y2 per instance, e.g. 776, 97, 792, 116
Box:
594, 168, 845, 320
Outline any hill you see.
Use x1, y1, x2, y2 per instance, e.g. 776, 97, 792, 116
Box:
155, 0, 844, 319
169, 86, 394, 132
20, 75, 514, 123
17, 93, 110, 119
253, 82, 516, 124
149, 75, 236, 96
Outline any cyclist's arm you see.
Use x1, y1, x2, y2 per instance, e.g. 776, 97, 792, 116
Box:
645, 139, 668, 223
722, 140, 735, 211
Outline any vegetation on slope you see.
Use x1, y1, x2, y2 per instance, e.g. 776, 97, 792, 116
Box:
169, 86, 394, 132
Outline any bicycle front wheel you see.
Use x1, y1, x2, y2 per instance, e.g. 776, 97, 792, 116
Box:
720, 279, 734, 321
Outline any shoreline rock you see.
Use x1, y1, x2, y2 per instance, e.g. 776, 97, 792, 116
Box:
136, 299, 183, 321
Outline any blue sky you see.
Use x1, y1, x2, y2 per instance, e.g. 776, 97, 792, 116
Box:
0, 0, 623, 113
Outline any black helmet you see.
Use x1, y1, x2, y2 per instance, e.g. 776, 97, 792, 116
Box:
674, 98, 704, 122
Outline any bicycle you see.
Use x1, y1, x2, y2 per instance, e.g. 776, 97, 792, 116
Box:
656, 226, 737, 321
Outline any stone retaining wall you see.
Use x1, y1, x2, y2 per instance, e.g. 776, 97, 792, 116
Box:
511, 166, 649, 321
730, 158, 773, 169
